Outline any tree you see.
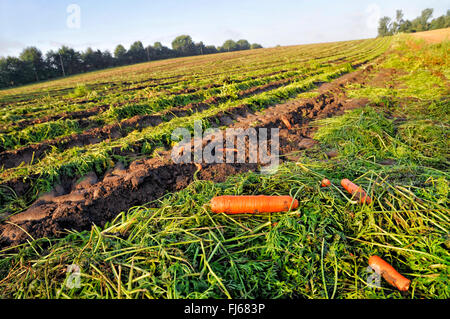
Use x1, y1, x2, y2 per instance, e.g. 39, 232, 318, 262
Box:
81, 48, 114, 71
0, 56, 34, 87
128, 41, 147, 63
398, 19, 412, 33
146, 42, 175, 60
114, 44, 127, 65
195, 41, 206, 55
56, 46, 82, 76
378, 16, 392, 36
392, 10, 404, 34
19, 47, 46, 81
153, 42, 163, 50
250, 43, 263, 49
221, 39, 238, 52
155, 42, 176, 59
419, 8, 433, 30
45, 50, 62, 78
430, 15, 446, 30
410, 8, 433, 32
0, 58, 9, 87
101, 50, 114, 69
204, 45, 218, 54
81, 47, 97, 71
236, 39, 251, 50
172, 35, 196, 56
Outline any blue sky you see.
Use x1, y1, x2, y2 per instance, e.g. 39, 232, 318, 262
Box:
0, 0, 448, 57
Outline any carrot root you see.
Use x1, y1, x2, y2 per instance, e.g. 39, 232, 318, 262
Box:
280, 116, 292, 129
321, 178, 331, 187
369, 255, 411, 291
210, 195, 299, 214
341, 178, 372, 204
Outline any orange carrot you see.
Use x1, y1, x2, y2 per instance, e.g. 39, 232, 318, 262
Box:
341, 179, 372, 204
194, 163, 202, 171
280, 116, 292, 129
321, 178, 331, 187
369, 255, 411, 291
210, 195, 298, 214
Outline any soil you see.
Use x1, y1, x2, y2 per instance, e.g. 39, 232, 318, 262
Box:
0, 64, 374, 248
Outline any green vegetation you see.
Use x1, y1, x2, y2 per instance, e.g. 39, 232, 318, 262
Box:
0, 119, 81, 151
0, 154, 447, 298
0, 101, 447, 298
0, 35, 447, 299
68, 84, 92, 98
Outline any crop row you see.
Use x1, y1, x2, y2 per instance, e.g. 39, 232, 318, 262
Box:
0, 38, 388, 151
0, 39, 374, 124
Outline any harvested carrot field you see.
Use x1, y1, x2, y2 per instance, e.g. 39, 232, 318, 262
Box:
0, 33, 448, 299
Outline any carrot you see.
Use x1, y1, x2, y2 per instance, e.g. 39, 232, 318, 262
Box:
210, 195, 299, 214
341, 178, 372, 204
321, 178, 331, 187
280, 116, 292, 129
369, 255, 411, 291
194, 163, 202, 171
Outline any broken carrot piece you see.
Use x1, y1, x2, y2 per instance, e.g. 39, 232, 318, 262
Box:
280, 116, 292, 129
341, 178, 372, 204
369, 255, 411, 291
321, 178, 331, 187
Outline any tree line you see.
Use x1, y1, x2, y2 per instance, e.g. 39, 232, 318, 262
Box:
0, 35, 263, 89
378, 8, 450, 37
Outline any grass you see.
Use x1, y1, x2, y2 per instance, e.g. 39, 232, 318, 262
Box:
0, 119, 82, 151
67, 84, 92, 99
0, 35, 448, 299
0, 156, 447, 298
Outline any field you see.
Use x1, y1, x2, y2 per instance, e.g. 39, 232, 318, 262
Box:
0, 32, 448, 299
411, 27, 450, 43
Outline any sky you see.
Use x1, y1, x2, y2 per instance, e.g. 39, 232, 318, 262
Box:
0, 0, 449, 57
